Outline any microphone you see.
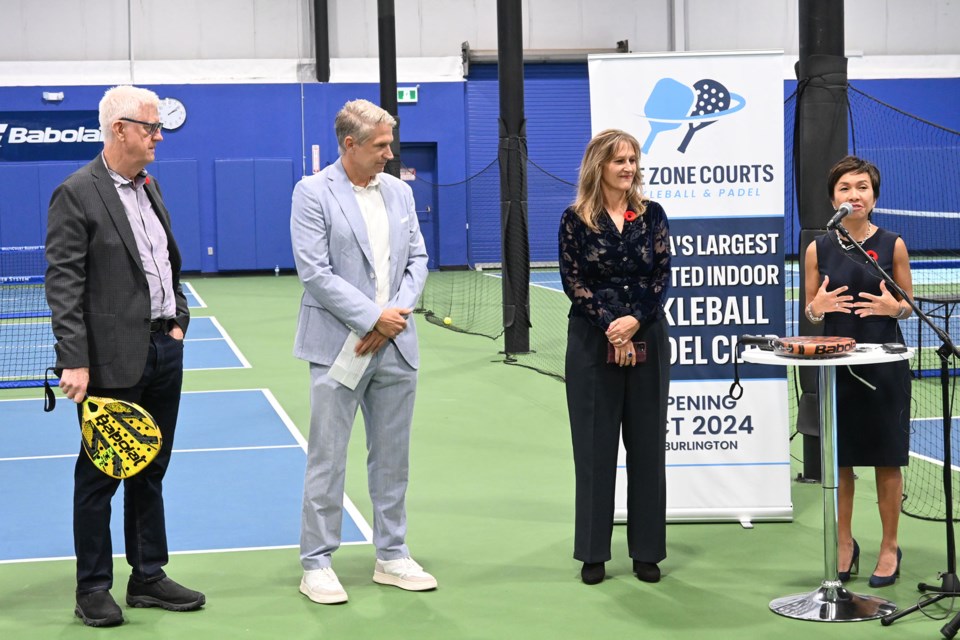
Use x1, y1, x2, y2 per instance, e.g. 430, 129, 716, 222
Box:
826, 202, 853, 230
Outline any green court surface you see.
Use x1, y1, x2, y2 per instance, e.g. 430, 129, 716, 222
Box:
0, 274, 953, 640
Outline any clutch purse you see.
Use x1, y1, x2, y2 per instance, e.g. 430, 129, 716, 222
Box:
607, 341, 647, 364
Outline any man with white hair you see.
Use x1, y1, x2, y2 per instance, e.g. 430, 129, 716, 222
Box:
46, 85, 204, 627
290, 98, 435, 604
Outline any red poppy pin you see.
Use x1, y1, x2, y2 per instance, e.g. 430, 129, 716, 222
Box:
624, 210, 637, 222
145, 176, 151, 185
866, 249, 879, 261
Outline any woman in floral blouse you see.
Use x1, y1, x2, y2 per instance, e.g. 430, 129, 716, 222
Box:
559, 128, 671, 586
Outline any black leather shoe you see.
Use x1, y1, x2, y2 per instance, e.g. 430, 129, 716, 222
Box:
633, 561, 661, 583
580, 562, 605, 585
75, 590, 124, 627
126, 575, 206, 611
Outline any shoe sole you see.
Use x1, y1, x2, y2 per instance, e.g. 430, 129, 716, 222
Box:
299, 581, 348, 604
75, 606, 123, 627
373, 571, 438, 591
126, 594, 206, 611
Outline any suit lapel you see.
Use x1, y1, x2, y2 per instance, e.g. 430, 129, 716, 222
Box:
328, 160, 375, 267
89, 158, 146, 274
380, 180, 403, 280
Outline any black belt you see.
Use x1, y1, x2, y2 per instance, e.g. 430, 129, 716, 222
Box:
149, 318, 170, 333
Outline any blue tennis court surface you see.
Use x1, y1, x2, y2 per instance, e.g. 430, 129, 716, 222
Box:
911, 417, 960, 467
0, 389, 371, 563
182, 316, 249, 370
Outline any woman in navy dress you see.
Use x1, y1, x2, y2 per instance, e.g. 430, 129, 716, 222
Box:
559, 129, 671, 585
803, 156, 913, 588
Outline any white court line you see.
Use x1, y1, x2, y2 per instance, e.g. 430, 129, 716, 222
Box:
875, 207, 960, 219
0, 444, 301, 463
480, 270, 566, 293
261, 387, 374, 545
208, 316, 252, 369
0, 545, 300, 565
182, 281, 208, 308
909, 450, 960, 474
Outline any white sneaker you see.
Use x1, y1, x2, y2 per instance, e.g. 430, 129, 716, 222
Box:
300, 567, 348, 604
373, 557, 438, 591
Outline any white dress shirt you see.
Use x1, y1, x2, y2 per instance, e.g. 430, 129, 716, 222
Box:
352, 174, 392, 308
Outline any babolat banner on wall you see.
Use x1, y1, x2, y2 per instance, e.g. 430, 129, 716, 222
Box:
587, 51, 790, 524
0, 111, 102, 161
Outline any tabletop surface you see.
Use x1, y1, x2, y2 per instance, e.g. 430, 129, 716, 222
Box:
742, 342, 914, 367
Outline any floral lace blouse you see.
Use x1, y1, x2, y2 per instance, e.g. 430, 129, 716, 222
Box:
558, 201, 671, 331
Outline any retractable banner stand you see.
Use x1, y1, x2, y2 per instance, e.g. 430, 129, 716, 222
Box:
588, 51, 790, 524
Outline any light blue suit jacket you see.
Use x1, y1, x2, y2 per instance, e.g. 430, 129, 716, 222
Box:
290, 158, 428, 368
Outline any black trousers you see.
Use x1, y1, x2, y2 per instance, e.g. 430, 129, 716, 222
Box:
565, 315, 669, 564
73, 332, 184, 594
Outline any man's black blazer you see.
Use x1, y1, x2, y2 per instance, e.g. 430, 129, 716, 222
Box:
45, 156, 190, 388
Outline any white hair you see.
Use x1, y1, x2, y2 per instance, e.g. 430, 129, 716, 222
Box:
99, 85, 159, 141
334, 99, 397, 154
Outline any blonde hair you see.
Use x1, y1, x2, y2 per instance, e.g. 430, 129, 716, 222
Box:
572, 129, 646, 231
335, 99, 397, 154
99, 85, 159, 142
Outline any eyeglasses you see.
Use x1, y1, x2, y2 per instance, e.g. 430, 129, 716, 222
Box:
119, 117, 163, 136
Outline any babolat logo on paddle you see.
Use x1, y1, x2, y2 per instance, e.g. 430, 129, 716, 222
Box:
0, 110, 102, 161
640, 78, 746, 154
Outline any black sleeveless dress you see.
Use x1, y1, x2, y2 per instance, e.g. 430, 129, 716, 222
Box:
815, 228, 911, 467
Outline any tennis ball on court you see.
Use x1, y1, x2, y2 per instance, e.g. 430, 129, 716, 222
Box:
443, 317, 453, 325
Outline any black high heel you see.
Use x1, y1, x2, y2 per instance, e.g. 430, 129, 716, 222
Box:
838, 539, 860, 583
868, 547, 902, 588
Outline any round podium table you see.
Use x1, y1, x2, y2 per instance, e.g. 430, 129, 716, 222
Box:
743, 343, 913, 622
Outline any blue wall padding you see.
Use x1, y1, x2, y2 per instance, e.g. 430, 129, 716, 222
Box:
151, 160, 202, 271
1, 74, 959, 271
214, 160, 257, 271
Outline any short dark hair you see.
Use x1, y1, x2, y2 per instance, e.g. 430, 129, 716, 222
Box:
827, 155, 881, 199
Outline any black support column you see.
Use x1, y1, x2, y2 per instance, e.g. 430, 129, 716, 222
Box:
377, 0, 401, 177
795, 0, 848, 481
497, 0, 531, 354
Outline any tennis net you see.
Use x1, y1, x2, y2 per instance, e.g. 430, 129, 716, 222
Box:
0, 246, 53, 388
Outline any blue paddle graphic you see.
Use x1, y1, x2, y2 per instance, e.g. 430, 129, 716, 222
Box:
641, 78, 695, 154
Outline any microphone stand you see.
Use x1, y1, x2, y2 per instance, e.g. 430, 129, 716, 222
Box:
829, 221, 960, 634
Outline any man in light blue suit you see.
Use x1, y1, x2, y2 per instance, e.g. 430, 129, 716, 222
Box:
290, 99, 435, 604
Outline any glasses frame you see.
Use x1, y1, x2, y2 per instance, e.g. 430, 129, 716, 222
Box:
119, 117, 163, 136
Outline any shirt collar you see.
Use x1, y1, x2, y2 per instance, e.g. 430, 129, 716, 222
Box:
351, 173, 381, 193
101, 153, 148, 188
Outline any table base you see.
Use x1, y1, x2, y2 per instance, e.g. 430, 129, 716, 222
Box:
770, 582, 898, 622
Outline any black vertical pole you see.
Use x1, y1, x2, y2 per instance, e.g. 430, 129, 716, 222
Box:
313, 0, 330, 82
377, 0, 401, 177
795, 0, 848, 481
497, 0, 530, 353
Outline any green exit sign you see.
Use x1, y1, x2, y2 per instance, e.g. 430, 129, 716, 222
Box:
397, 87, 419, 103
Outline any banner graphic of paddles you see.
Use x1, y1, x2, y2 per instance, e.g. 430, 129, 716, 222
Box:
81, 397, 162, 479
640, 77, 745, 154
